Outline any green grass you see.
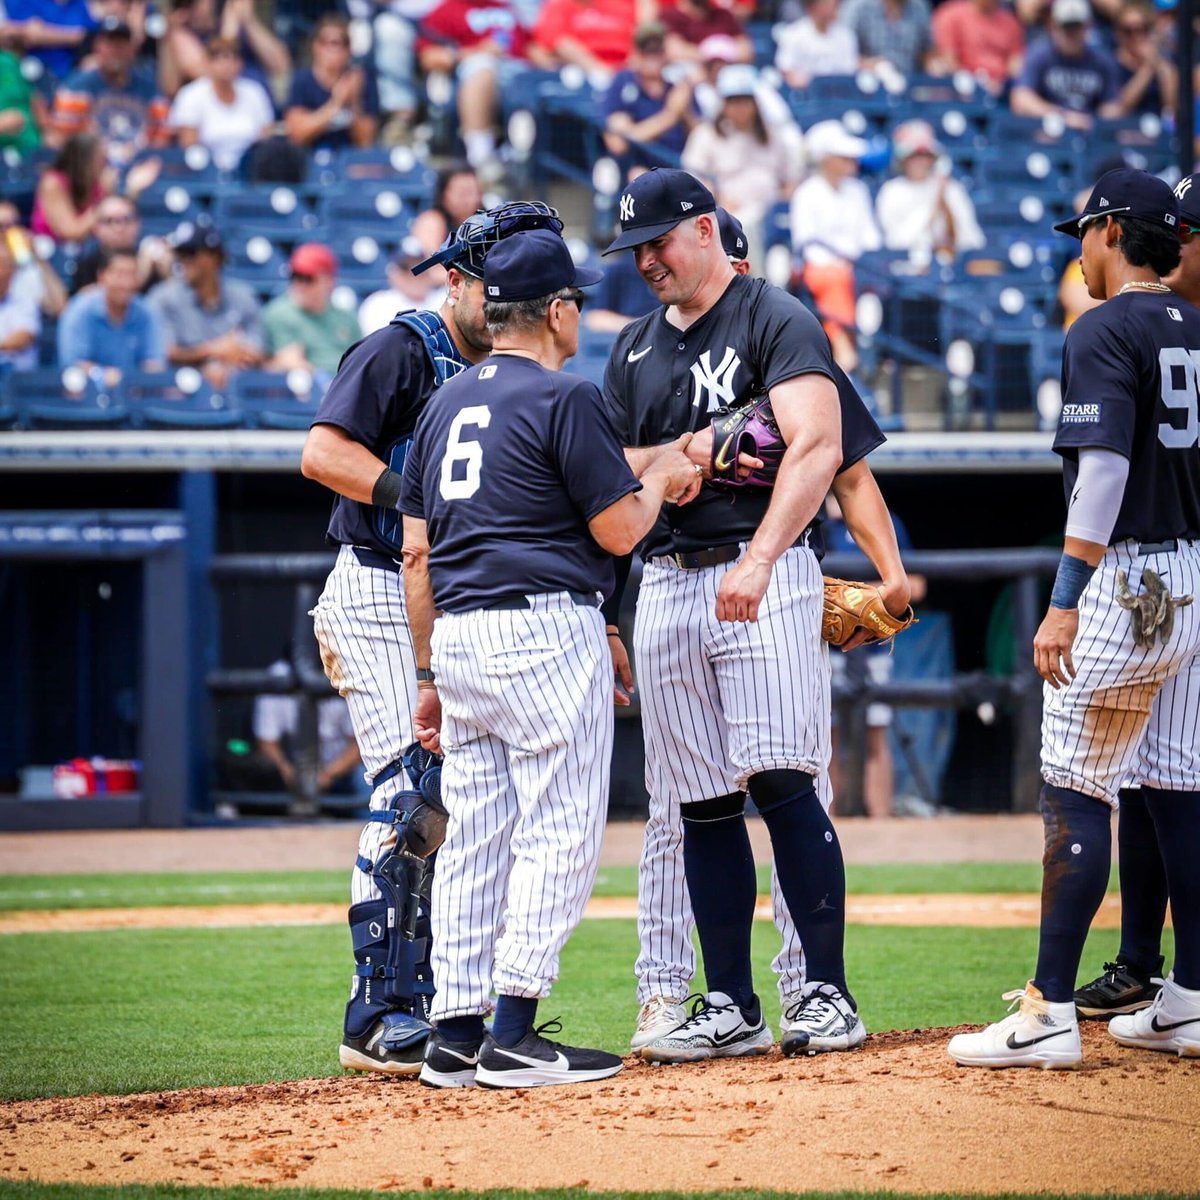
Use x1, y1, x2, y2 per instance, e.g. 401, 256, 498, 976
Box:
0, 862, 1118, 912
0, 1188, 1187, 1200
0, 919, 1170, 1102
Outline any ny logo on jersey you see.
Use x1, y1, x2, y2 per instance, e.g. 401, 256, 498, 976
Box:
690, 347, 742, 412
619, 193, 635, 223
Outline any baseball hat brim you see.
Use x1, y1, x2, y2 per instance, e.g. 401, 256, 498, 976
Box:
1053, 206, 1133, 238
603, 214, 695, 255
573, 265, 605, 288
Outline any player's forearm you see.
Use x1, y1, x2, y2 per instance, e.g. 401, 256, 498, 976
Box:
831, 463, 908, 595
401, 521, 438, 669
300, 423, 388, 504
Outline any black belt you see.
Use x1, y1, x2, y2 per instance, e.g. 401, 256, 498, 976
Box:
1139, 539, 1197, 554
672, 544, 742, 570
484, 590, 600, 611
351, 546, 402, 572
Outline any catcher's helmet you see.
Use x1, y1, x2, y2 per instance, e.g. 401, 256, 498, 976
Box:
412, 200, 563, 278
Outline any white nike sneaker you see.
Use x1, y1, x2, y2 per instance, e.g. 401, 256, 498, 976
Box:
630, 995, 687, 1051
779, 989, 805, 1038
780, 982, 867, 1055
948, 983, 1082, 1069
640, 991, 774, 1063
1108, 974, 1200, 1057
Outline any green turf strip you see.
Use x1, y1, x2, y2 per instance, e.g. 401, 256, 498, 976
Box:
0, 862, 1117, 912
0, 919, 1169, 1102
0, 1188, 1188, 1200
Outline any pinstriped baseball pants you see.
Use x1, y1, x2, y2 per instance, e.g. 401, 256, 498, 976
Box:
310, 545, 418, 907
427, 594, 613, 1021
1043, 538, 1200, 807
633, 544, 832, 1003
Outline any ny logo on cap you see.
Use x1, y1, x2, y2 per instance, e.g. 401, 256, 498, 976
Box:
619, 194, 635, 223
1178, 178, 1194, 200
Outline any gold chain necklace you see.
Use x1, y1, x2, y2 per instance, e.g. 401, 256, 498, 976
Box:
1117, 281, 1172, 295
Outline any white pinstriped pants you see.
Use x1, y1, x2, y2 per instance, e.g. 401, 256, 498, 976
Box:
1043, 538, 1200, 807
427, 594, 613, 1020
633, 544, 832, 1003
310, 545, 418, 906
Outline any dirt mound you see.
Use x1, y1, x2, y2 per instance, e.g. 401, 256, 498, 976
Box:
4, 1025, 1196, 1195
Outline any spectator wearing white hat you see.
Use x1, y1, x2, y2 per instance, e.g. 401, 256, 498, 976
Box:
357, 237, 449, 336
774, 0, 858, 91
874, 119, 984, 261
1010, 0, 1121, 130
681, 63, 803, 264
789, 119, 880, 372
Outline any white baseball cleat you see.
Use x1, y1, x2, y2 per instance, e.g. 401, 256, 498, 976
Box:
781, 982, 867, 1055
640, 991, 774, 1063
631, 994, 687, 1051
778, 989, 805, 1038
948, 983, 1082, 1069
1108, 974, 1200, 1057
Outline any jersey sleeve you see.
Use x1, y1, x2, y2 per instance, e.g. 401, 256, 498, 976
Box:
834, 364, 886, 471
1053, 309, 1139, 461
750, 283, 837, 391
601, 334, 635, 442
552, 378, 642, 522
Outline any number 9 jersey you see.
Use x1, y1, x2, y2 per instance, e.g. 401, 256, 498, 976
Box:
1055, 291, 1200, 542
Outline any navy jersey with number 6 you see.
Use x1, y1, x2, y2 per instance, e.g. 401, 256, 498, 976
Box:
400, 354, 642, 613
1054, 292, 1200, 544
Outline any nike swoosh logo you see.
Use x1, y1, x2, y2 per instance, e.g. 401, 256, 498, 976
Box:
627, 346, 652, 363
438, 1046, 479, 1065
1151, 1014, 1200, 1032
493, 1046, 569, 1070
711, 1024, 757, 1045
1005, 1028, 1071, 1050
713, 431, 737, 473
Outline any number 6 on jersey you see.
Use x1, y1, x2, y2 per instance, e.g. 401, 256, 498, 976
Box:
439, 406, 492, 500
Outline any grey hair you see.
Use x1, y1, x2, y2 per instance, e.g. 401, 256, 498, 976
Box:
484, 286, 575, 334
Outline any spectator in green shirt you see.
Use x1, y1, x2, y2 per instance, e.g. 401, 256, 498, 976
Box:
264, 242, 360, 381
0, 49, 43, 158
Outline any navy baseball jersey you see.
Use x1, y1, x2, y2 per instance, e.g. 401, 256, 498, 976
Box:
602, 273, 881, 559
400, 354, 642, 612
312, 312, 466, 555
1054, 292, 1200, 544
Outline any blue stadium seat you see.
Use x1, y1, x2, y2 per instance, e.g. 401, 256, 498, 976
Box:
231, 369, 324, 430
317, 186, 413, 242
335, 147, 436, 201
119, 370, 243, 429
11, 368, 130, 430
135, 181, 201, 236
329, 233, 391, 294
213, 186, 323, 242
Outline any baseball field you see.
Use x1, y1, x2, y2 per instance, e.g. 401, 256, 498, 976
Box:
0, 815, 1194, 1200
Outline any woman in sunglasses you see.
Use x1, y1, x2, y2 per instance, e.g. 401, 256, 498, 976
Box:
1110, 0, 1177, 119
285, 14, 380, 152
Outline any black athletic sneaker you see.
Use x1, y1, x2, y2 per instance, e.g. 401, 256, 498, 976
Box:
1074, 959, 1164, 1019
420, 1029, 485, 1088
339, 1011, 430, 1075
474, 1020, 623, 1088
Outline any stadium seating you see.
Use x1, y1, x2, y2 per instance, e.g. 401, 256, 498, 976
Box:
231, 370, 324, 431
119, 370, 243, 430
11, 368, 130, 430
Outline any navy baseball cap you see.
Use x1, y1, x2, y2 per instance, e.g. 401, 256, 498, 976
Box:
1054, 167, 1179, 238
483, 228, 603, 302
1174, 174, 1200, 229
716, 207, 747, 261
603, 168, 716, 255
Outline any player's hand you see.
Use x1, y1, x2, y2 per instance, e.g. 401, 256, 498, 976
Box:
716, 554, 773, 623
414, 685, 442, 754
685, 424, 764, 481
608, 630, 634, 706
838, 576, 913, 652
650, 449, 703, 505
1034, 607, 1079, 689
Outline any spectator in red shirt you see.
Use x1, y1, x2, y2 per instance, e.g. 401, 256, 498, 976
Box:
931, 0, 1024, 94
660, 0, 751, 67
418, 0, 528, 174
528, 0, 643, 86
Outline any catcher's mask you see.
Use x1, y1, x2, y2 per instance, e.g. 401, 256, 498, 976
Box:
412, 201, 563, 278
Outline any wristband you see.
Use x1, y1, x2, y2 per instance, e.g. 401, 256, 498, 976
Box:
416, 667, 435, 683
1049, 553, 1096, 610
371, 466, 403, 511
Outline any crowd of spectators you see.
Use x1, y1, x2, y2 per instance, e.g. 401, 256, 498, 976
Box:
0, 0, 1192, 399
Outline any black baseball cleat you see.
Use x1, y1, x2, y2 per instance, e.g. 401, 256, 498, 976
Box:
1074, 959, 1164, 1019
474, 1020, 623, 1088
420, 1029, 485, 1088
339, 1011, 430, 1075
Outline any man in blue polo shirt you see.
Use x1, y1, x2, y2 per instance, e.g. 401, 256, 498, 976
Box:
58, 246, 165, 382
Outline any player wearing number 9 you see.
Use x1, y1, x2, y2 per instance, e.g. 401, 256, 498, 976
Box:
950, 168, 1200, 1069
398, 229, 700, 1088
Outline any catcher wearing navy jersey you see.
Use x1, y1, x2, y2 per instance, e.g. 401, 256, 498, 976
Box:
300, 201, 565, 1075
950, 168, 1200, 1068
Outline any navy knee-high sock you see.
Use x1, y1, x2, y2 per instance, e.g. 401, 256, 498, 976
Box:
1116, 787, 1168, 975
1033, 784, 1112, 1003
748, 771, 849, 1001
681, 798, 757, 1013
1142, 788, 1200, 990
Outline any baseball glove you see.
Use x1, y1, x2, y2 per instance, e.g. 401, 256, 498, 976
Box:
822, 578, 917, 647
709, 394, 786, 488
